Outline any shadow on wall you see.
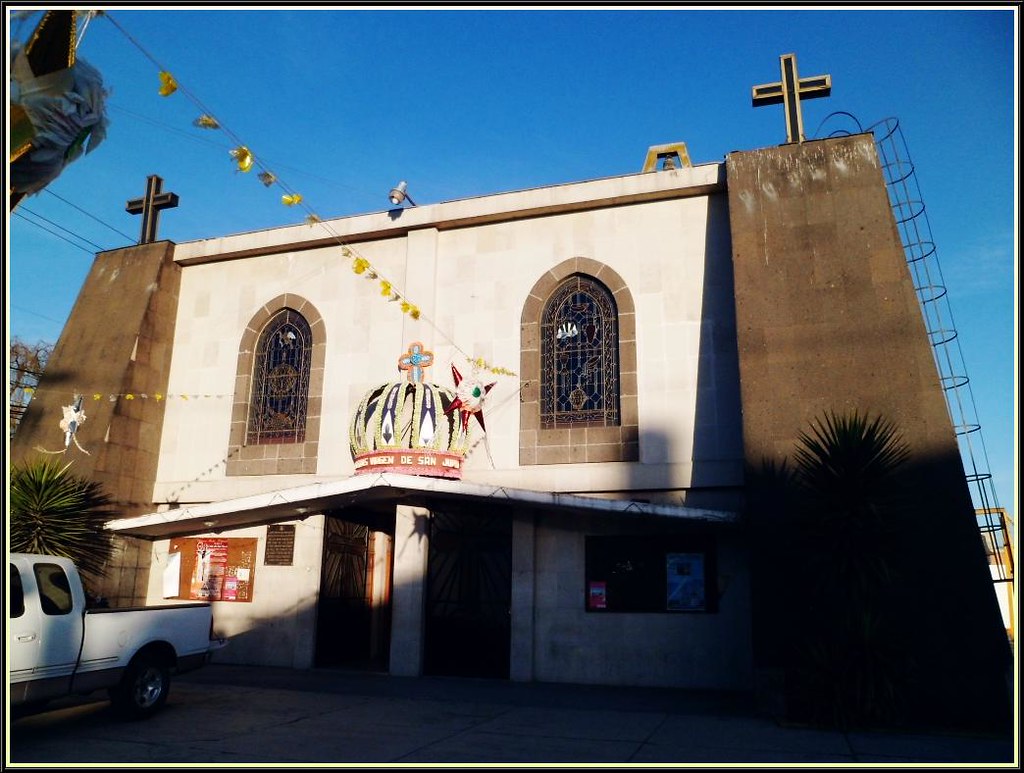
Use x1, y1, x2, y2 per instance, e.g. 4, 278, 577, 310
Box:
747, 445, 1013, 735
690, 191, 743, 512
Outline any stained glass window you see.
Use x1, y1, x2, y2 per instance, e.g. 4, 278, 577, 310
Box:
540, 275, 619, 427
246, 309, 311, 444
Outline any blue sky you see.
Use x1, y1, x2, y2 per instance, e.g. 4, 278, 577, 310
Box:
7, 5, 1017, 526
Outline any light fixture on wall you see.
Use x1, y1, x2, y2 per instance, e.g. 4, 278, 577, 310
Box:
388, 180, 416, 207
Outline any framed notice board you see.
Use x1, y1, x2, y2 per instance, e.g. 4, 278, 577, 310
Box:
264, 525, 296, 566
584, 534, 716, 613
169, 537, 258, 602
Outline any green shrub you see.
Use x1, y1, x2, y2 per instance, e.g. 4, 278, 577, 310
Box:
10, 456, 115, 579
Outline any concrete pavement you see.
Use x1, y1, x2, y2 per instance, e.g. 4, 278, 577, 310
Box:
7, 663, 1017, 766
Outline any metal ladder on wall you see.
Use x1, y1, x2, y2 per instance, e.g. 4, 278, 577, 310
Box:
817, 113, 1015, 644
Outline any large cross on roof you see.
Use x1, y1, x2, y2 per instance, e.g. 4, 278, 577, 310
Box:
752, 53, 832, 144
126, 174, 179, 244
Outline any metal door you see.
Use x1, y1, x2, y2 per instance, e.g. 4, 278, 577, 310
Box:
424, 509, 512, 678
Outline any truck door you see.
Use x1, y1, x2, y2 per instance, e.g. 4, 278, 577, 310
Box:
9, 562, 38, 701
10, 560, 85, 702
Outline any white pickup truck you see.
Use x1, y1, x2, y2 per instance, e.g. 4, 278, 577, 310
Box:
9, 553, 225, 719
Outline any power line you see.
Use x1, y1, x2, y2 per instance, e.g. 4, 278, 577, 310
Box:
109, 104, 230, 153
44, 188, 136, 242
18, 206, 109, 252
10, 304, 68, 326
11, 211, 98, 255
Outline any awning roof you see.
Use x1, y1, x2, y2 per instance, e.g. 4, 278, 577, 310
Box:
106, 472, 739, 540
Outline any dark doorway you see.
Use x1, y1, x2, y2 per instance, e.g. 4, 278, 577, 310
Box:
315, 516, 392, 670
424, 508, 512, 679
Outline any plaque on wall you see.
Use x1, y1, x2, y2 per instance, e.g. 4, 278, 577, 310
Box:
264, 524, 296, 566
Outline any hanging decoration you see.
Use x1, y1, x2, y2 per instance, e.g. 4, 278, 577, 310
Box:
445, 365, 495, 433
193, 113, 219, 129
157, 70, 177, 96
9, 10, 109, 211
229, 145, 254, 172
23, 387, 231, 402
90, 12, 519, 385
36, 394, 90, 455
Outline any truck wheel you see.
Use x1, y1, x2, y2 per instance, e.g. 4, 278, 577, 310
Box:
110, 655, 170, 720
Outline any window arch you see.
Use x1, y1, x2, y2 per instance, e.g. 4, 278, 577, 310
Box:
247, 309, 312, 445
521, 258, 638, 465
227, 294, 325, 476
541, 275, 619, 427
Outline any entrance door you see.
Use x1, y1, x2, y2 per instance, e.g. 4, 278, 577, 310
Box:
315, 518, 390, 669
424, 509, 512, 679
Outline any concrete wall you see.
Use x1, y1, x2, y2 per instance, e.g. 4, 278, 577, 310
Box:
528, 511, 752, 690
145, 517, 324, 669
726, 134, 1012, 730
10, 241, 182, 606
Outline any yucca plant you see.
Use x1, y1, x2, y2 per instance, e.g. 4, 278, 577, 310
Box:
788, 410, 913, 729
9, 456, 115, 579
793, 410, 909, 513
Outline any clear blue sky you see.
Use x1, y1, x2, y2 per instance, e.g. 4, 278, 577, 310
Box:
7, 5, 1017, 527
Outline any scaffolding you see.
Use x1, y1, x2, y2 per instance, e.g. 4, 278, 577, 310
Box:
815, 113, 1015, 631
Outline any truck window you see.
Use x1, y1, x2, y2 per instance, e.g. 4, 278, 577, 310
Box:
34, 563, 73, 616
9, 564, 25, 618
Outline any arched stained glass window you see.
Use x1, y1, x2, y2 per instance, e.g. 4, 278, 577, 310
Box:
247, 308, 312, 445
541, 275, 619, 427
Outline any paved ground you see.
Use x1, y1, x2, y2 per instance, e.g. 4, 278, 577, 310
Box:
6, 664, 1017, 766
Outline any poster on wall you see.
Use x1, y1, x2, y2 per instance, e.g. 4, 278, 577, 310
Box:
190, 538, 228, 599
169, 537, 258, 602
162, 552, 181, 598
666, 552, 705, 611
587, 581, 608, 610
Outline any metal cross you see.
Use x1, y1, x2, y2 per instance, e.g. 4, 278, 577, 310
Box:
398, 342, 434, 383
126, 175, 179, 244
752, 53, 832, 144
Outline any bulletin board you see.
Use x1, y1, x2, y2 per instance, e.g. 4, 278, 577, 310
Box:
169, 537, 258, 602
584, 533, 716, 613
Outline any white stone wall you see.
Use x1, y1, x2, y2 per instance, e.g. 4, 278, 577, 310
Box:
145, 517, 324, 669
528, 513, 752, 690
142, 165, 750, 689
153, 165, 741, 509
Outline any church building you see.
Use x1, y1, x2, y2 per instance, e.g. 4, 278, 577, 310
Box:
11, 55, 1011, 730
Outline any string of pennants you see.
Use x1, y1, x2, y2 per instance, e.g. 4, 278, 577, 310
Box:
29, 388, 230, 457
100, 12, 516, 379
23, 387, 231, 402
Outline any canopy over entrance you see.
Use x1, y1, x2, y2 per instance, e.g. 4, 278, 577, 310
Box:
106, 472, 738, 540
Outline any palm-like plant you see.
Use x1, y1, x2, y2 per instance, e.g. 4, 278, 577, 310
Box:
793, 410, 909, 512
10, 456, 115, 579
793, 411, 910, 601
788, 410, 913, 729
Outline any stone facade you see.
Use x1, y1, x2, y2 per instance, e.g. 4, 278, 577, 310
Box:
9, 135, 1009, 722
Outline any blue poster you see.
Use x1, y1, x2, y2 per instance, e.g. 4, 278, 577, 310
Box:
666, 552, 705, 611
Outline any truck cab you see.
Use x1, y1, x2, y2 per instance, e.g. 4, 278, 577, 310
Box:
9, 553, 224, 719
9, 557, 88, 706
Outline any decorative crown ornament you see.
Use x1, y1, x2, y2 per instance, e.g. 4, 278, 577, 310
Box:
349, 343, 492, 479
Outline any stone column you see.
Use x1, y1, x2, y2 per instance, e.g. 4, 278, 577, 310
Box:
389, 504, 430, 676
